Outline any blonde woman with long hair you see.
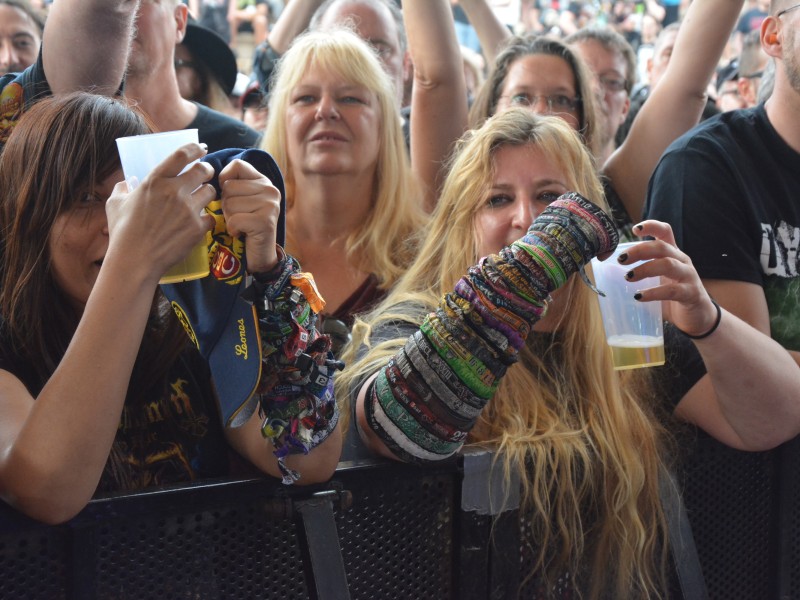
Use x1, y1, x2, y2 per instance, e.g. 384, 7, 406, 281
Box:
337, 108, 795, 597
260, 28, 426, 340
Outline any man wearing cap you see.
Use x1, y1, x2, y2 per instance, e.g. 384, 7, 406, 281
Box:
125, 0, 260, 152
0, 0, 139, 153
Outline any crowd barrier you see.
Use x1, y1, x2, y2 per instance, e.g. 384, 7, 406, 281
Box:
0, 443, 793, 600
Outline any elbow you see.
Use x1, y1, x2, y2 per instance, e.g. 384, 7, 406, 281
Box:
1, 486, 88, 525
0, 454, 93, 525
286, 425, 342, 485
26, 503, 85, 526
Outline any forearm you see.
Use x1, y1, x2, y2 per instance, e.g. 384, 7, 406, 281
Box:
44, 0, 140, 95
361, 195, 617, 463
238, 252, 341, 483
696, 314, 800, 450
457, 0, 512, 64
226, 409, 342, 484
605, 0, 744, 223
1, 262, 159, 523
405, 0, 468, 208
267, 0, 323, 54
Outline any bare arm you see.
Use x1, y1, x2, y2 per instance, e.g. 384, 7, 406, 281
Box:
43, 0, 140, 95
678, 279, 800, 450
0, 146, 216, 524
603, 0, 744, 223
457, 0, 512, 65
405, 0, 468, 212
218, 158, 341, 482
226, 411, 342, 483
626, 221, 800, 451
267, 0, 324, 55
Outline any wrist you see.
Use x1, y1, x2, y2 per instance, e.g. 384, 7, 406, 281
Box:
676, 298, 723, 340
250, 245, 287, 284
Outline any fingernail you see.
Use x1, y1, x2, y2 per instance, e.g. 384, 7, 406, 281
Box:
634, 292, 643, 301
625, 270, 635, 280
617, 252, 628, 263
199, 143, 208, 151
634, 223, 644, 231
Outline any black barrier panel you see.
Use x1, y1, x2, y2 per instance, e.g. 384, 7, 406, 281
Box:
335, 464, 456, 599
4, 448, 796, 600
0, 519, 69, 598
679, 433, 776, 600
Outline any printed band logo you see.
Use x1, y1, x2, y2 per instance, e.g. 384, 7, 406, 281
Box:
170, 301, 199, 349
0, 83, 24, 144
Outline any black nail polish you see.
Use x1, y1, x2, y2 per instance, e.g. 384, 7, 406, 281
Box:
625, 270, 635, 280
634, 292, 643, 301
617, 253, 628, 263
634, 224, 644, 231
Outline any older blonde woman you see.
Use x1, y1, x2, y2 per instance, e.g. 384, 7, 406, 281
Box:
260, 28, 426, 340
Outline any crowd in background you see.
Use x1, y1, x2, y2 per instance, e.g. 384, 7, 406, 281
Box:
0, 0, 798, 598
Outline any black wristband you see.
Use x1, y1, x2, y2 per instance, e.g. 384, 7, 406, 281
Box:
677, 298, 722, 340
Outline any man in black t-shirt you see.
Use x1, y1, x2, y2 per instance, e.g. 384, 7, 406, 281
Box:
645, 1, 800, 596
125, 0, 260, 152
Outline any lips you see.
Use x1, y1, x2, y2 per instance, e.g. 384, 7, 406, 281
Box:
309, 131, 347, 142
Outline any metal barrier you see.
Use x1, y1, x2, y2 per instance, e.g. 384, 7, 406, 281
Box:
0, 447, 739, 600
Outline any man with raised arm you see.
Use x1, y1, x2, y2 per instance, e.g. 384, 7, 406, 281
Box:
0, 0, 140, 150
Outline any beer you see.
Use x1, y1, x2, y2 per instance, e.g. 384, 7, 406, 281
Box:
160, 237, 210, 284
608, 334, 665, 370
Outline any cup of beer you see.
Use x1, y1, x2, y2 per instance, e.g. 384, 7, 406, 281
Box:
116, 129, 210, 284
590, 242, 665, 370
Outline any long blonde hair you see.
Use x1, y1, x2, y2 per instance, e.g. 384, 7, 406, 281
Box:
261, 27, 425, 288
338, 109, 670, 598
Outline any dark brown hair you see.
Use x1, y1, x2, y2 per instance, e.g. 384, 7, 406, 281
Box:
0, 92, 188, 402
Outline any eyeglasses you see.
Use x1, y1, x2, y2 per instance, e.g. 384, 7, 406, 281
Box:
740, 70, 764, 79
504, 93, 582, 113
174, 58, 197, 70
777, 2, 800, 17
599, 75, 627, 94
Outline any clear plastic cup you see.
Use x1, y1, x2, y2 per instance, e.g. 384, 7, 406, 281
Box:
590, 242, 665, 370
116, 129, 209, 284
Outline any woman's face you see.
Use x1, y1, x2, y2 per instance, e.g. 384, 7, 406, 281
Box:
474, 143, 570, 258
48, 170, 120, 312
284, 63, 382, 179
495, 54, 581, 132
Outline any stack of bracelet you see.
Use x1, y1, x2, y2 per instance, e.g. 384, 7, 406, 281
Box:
251, 247, 341, 484
364, 193, 618, 464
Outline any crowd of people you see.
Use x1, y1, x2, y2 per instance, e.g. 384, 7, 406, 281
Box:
0, 0, 798, 597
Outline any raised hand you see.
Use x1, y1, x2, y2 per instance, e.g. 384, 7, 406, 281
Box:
617, 219, 720, 338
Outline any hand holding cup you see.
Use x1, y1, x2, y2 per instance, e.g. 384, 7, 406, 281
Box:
107, 141, 216, 285
620, 220, 720, 340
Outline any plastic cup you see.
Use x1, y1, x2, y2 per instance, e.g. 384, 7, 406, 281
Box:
590, 242, 665, 370
116, 129, 210, 284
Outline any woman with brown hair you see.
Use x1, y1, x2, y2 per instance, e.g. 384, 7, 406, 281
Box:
0, 92, 341, 524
